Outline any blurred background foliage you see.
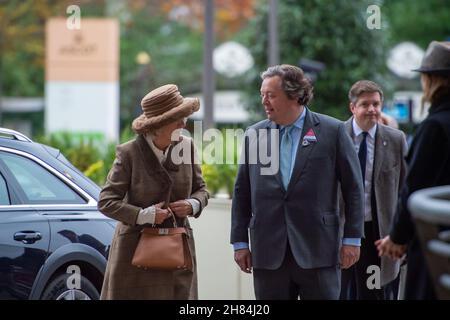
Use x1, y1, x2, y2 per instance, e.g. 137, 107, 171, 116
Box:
239, 0, 388, 121
34, 126, 136, 186
1, 0, 449, 197
34, 127, 239, 198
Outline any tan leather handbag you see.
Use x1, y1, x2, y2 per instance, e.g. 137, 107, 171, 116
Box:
132, 211, 192, 271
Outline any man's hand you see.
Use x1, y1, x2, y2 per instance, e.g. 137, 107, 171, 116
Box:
169, 200, 193, 218
340, 245, 360, 269
375, 236, 407, 260
234, 249, 252, 274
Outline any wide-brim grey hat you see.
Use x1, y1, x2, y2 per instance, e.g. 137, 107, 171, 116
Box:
412, 41, 450, 74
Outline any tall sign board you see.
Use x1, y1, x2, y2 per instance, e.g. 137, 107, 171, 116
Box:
46, 18, 119, 142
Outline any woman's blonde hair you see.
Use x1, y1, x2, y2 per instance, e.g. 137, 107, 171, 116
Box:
421, 73, 450, 106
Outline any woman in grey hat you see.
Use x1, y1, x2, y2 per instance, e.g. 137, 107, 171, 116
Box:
376, 41, 450, 299
98, 84, 209, 299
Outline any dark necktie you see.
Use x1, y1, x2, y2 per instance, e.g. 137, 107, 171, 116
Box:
280, 126, 293, 190
358, 132, 368, 182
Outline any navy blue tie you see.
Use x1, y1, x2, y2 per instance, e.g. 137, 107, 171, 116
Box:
358, 132, 368, 182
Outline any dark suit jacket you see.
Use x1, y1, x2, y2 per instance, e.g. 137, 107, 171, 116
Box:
231, 108, 364, 270
344, 118, 407, 285
390, 93, 450, 299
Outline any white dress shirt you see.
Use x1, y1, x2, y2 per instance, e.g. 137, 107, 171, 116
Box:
352, 119, 377, 222
135, 134, 200, 225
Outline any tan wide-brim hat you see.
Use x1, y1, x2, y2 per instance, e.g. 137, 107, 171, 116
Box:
132, 84, 200, 134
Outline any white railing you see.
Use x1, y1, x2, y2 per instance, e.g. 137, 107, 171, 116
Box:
408, 186, 450, 298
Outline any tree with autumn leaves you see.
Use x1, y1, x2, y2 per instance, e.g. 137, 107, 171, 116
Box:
0, 0, 256, 131
0, 0, 108, 96
159, 0, 255, 38
1, 0, 449, 127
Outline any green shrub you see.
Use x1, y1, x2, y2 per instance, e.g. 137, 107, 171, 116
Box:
34, 129, 239, 197
35, 132, 114, 186
201, 164, 221, 197
199, 129, 240, 198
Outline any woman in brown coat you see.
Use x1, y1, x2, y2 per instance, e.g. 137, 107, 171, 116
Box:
98, 84, 209, 299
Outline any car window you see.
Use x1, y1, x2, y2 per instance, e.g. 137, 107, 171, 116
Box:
0, 172, 10, 205
0, 152, 86, 205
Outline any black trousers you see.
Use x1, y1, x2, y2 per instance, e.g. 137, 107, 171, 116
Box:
253, 243, 340, 300
340, 221, 395, 300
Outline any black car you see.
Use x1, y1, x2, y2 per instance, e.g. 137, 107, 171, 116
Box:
0, 128, 115, 300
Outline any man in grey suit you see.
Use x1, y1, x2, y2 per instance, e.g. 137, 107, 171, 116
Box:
230, 64, 364, 299
340, 80, 407, 300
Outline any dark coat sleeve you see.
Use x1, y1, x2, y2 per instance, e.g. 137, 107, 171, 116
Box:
230, 132, 252, 244
390, 119, 450, 244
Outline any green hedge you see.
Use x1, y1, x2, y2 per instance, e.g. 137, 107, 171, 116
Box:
35, 129, 238, 198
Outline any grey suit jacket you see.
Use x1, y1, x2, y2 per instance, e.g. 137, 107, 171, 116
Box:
231, 108, 364, 270
343, 118, 407, 285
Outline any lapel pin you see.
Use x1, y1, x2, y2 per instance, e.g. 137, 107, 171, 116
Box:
302, 128, 317, 146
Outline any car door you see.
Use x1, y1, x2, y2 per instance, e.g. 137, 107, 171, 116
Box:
0, 148, 100, 300
0, 154, 50, 300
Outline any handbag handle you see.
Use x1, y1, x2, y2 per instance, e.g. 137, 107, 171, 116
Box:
152, 203, 179, 228
167, 206, 178, 228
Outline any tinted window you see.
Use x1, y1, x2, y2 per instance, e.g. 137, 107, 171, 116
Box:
0, 152, 86, 204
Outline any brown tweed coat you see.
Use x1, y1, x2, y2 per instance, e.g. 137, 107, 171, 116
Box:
98, 134, 209, 300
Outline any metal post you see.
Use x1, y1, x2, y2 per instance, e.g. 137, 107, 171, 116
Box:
203, 0, 215, 130
268, 0, 279, 67
408, 98, 414, 126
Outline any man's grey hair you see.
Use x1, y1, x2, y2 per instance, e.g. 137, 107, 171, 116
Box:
261, 64, 313, 106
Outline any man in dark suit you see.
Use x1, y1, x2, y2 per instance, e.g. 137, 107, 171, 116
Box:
230, 64, 364, 299
340, 80, 408, 300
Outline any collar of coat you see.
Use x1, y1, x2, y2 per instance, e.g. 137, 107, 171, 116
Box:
261, 107, 322, 193
429, 93, 450, 114
264, 107, 320, 131
345, 116, 392, 184
136, 134, 180, 172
